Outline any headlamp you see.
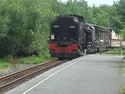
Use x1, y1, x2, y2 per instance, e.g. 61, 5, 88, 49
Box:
51, 34, 55, 40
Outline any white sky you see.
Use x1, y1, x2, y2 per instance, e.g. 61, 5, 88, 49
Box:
61, 0, 119, 7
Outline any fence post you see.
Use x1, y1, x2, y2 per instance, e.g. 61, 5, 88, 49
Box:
121, 46, 122, 55
120, 39, 122, 55
119, 48, 121, 55
100, 49, 101, 55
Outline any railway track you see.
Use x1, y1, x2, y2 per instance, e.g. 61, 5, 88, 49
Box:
0, 59, 68, 94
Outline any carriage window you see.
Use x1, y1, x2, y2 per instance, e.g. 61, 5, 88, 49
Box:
101, 31, 102, 38
103, 31, 104, 39
107, 32, 108, 39
100, 30, 101, 38
104, 31, 106, 39
102, 31, 103, 39
100, 31, 101, 38
99, 31, 100, 38
107, 32, 109, 39
98, 30, 100, 38
103, 31, 105, 39
106, 32, 107, 39
104, 31, 105, 39
102, 31, 104, 39
101, 31, 102, 39
106, 31, 107, 39
106, 32, 108, 39
99, 30, 100, 38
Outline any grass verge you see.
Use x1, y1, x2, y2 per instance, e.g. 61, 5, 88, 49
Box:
0, 55, 12, 69
0, 54, 56, 69
102, 50, 121, 55
122, 86, 125, 94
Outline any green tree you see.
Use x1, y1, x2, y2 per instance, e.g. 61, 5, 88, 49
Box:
99, 5, 123, 32
114, 0, 125, 25
91, 7, 110, 27
120, 25, 125, 39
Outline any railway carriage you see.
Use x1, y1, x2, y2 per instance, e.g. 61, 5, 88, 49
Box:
88, 24, 125, 52
88, 24, 112, 52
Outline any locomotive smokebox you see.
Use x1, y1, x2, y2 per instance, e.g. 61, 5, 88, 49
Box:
50, 15, 81, 43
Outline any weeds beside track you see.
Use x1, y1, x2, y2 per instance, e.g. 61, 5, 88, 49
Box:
0, 59, 68, 94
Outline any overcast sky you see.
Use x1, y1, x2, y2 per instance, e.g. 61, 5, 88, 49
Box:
61, 0, 119, 7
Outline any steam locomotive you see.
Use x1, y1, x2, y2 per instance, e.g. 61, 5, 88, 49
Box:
49, 15, 112, 59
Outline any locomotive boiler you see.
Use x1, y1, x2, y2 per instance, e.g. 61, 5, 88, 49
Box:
49, 15, 86, 59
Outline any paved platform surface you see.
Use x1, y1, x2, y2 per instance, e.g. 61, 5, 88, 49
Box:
6, 55, 125, 94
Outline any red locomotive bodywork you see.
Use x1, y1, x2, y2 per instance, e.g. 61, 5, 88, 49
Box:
49, 43, 78, 54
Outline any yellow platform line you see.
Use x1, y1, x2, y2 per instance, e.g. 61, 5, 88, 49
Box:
23, 56, 90, 94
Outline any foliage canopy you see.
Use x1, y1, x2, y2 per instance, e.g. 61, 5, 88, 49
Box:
0, 0, 124, 57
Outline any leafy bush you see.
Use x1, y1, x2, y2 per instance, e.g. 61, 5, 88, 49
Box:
0, 0, 58, 57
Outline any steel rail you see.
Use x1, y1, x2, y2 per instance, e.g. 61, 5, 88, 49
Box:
0, 59, 68, 94
0, 59, 58, 85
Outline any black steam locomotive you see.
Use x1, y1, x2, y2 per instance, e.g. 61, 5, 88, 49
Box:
49, 15, 112, 59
